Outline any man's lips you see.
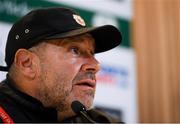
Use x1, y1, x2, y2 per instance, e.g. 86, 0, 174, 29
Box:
75, 79, 96, 89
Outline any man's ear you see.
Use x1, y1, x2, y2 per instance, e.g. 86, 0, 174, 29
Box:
14, 49, 37, 79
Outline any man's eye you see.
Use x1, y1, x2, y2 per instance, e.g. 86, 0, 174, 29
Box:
70, 47, 80, 55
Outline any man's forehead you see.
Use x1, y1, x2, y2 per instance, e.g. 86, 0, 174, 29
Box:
45, 33, 95, 47
66, 33, 95, 44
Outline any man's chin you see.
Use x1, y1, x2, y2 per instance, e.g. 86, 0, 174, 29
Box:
76, 99, 94, 110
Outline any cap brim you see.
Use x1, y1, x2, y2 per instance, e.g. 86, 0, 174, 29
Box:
45, 25, 122, 53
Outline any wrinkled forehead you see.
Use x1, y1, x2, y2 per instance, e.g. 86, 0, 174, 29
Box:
29, 33, 96, 54
45, 33, 95, 48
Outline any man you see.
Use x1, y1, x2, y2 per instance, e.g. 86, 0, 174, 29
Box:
0, 7, 122, 123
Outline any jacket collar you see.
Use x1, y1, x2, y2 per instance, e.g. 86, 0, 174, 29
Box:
1, 74, 57, 121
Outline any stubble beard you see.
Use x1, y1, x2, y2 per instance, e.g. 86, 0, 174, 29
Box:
37, 64, 71, 111
36, 64, 96, 120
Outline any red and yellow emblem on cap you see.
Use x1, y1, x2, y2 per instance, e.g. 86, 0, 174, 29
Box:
73, 14, 86, 26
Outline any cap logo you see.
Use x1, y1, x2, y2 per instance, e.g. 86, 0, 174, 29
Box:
73, 14, 86, 26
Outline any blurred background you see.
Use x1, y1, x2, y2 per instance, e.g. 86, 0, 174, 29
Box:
0, 0, 179, 123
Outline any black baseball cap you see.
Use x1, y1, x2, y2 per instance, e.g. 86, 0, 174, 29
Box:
0, 7, 122, 72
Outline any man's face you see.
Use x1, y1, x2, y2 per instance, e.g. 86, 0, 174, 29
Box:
35, 34, 100, 113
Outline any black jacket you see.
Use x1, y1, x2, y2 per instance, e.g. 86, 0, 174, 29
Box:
0, 76, 122, 123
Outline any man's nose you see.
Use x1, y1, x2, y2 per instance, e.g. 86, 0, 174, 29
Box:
81, 57, 100, 73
